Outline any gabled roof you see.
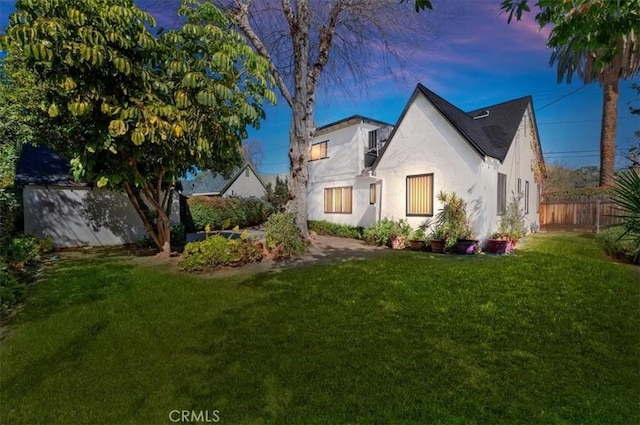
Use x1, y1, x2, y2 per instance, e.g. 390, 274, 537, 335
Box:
15, 144, 86, 187
418, 84, 531, 161
373, 84, 535, 169
315, 114, 394, 136
180, 163, 266, 196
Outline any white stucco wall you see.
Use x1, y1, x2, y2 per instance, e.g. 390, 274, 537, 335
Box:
374, 93, 541, 240
23, 186, 180, 247
307, 122, 386, 227
496, 105, 541, 230
224, 167, 266, 198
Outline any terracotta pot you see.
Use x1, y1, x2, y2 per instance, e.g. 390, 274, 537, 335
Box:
390, 236, 405, 250
409, 240, 426, 250
486, 239, 511, 254
430, 239, 445, 254
455, 239, 477, 255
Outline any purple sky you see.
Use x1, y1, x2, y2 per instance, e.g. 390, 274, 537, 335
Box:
1, 0, 638, 175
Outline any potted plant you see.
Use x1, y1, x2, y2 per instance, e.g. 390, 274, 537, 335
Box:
408, 227, 427, 250
486, 192, 527, 254
434, 191, 477, 254
429, 226, 447, 253
389, 218, 411, 249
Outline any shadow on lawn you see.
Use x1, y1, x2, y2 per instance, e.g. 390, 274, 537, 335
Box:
2, 318, 110, 399
10, 253, 135, 325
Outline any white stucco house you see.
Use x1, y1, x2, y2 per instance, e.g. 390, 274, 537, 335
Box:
307, 83, 545, 241
16, 144, 180, 247
180, 163, 267, 199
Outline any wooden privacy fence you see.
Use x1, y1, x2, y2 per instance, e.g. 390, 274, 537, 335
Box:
540, 195, 623, 233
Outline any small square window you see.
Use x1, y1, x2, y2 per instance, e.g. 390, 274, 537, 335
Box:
310, 141, 328, 160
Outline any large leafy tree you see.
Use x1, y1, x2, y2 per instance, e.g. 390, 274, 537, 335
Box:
1, 0, 275, 256
500, 0, 640, 187
213, 0, 435, 238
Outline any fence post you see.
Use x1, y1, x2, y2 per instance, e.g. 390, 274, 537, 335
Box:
596, 199, 600, 233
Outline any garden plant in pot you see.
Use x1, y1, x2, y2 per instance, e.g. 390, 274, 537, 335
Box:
487, 192, 527, 254
409, 220, 430, 250
432, 191, 477, 254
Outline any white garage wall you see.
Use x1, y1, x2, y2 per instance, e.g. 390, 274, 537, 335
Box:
23, 186, 180, 247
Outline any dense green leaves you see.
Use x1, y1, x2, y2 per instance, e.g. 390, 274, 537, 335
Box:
1, 0, 276, 253
610, 169, 640, 259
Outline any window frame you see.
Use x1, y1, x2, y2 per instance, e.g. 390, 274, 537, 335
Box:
368, 129, 378, 150
310, 140, 328, 161
406, 173, 434, 217
525, 180, 530, 214
497, 173, 507, 216
324, 186, 353, 214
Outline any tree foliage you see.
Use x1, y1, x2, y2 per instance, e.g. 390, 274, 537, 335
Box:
500, 0, 640, 187
264, 175, 289, 213
1, 0, 275, 255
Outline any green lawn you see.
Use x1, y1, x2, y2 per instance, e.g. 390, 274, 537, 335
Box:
1, 233, 638, 424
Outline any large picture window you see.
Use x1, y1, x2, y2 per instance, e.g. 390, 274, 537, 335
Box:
324, 186, 352, 214
497, 173, 507, 215
406, 174, 434, 216
310, 141, 328, 160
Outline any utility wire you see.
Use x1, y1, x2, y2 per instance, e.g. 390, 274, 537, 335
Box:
535, 85, 588, 112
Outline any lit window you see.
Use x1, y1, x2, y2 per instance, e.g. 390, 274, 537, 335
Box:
497, 173, 507, 215
324, 186, 352, 214
406, 174, 433, 216
310, 141, 328, 160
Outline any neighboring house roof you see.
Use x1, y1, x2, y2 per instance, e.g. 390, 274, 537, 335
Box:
373, 84, 536, 169
180, 163, 266, 196
315, 114, 394, 136
15, 144, 86, 187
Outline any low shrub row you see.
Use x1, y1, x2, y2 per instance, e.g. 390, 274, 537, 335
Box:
597, 227, 640, 264
187, 197, 273, 232
179, 235, 263, 272
308, 220, 362, 239
179, 212, 307, 272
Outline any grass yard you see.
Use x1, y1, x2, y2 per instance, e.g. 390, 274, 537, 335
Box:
0, 233, 638, 424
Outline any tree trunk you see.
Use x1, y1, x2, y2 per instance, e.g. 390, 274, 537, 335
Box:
599, 74, 618, 187
286, 102, 311, 239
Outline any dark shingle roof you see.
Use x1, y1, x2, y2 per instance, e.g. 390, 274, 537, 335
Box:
315, 114, 394, 134
15, 144, 85, 187
180, 163, 265, 196
417, 84, 531, 161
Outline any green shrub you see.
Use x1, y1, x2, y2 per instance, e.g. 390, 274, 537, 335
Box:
188, 197, 273, 231
308, 220, 362, 239
609, 169, 640, 260
0, 259, 27, 312
363, 218, 411, 247
597, 227, 640, 264
265, 212, 306, 257
179, 235, 263, 272
1, 234, 41, 266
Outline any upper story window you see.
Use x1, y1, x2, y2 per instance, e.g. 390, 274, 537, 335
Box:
310, 141, 328, 161
368, 130, 378, 150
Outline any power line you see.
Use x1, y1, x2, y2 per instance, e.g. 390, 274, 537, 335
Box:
535, 85, 588, 112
